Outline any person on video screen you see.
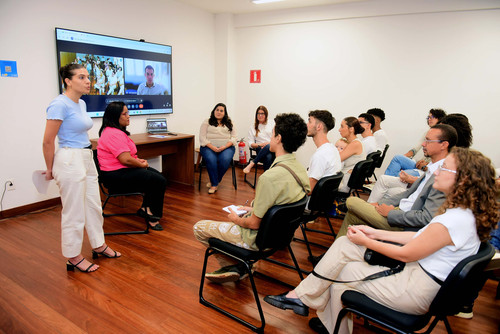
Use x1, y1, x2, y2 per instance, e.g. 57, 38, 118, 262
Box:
137, 65, 167, 95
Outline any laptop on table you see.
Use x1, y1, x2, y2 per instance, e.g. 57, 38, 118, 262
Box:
146, 118, 176, 135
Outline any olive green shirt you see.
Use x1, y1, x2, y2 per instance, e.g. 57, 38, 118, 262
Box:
240, 153, 310, 249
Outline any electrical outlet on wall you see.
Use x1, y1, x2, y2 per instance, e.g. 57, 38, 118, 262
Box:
7, 179, 15, 191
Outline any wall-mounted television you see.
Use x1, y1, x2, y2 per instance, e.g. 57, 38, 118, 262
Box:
55, 28, 172, 117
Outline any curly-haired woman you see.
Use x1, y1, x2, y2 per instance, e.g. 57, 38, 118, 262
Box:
265, 147, 499, 334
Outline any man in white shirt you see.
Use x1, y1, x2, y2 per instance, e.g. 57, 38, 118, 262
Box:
137, 65, 168, 95
336, 124, 458, 237
306, 110, 342, 192
367, 108, 388, 151
358, 113, 378, 155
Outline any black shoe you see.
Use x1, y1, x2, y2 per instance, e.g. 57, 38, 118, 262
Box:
264, 292, 309, 316
148, 222, 163, 231
308, 253, 325, 267
309, 317, 329, 334
454, 303, 473, 319
205, 264, 241, 283
137, 208, 160, 222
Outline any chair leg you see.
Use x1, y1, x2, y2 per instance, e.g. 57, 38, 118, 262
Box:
198, 162, 203, 191
104, 215, 150, 235
332, 308, 350, 334
253, 165, 258, 186
199, 247, 265, 333
232, 161, 237, 190
101, 194, 150, 235
244, 161, 260, 189
299, 224, 314, 261
244, 165, 256, 189
325, 216, 337, 237
287, 245, 304, 280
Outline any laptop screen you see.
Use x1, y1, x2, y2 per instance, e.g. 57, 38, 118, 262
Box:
147, 118, 168, 133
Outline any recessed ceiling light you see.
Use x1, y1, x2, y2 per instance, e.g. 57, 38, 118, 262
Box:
252, 0, 285, 4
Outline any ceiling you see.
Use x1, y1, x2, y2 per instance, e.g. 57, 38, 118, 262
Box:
174, 0, 366, 14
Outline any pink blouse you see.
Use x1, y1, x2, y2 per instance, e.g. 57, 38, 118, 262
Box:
97, 127, 138, 171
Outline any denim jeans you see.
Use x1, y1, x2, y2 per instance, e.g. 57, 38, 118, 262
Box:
200, 146, 235, 187
384, 154, 420, 177
252, 144, 275, 171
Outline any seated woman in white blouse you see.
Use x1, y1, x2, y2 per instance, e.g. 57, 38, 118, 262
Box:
199, 103, 237, 194
264, 147, 499, 334
243, 105, 274, 174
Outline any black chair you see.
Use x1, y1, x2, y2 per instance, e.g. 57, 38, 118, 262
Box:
92, 150, 149, 235
373, 144, 389, 181
295, 173, 343, 262
244, 147, 259, 189
365, 151, 382, 184
333, 242, 495, 334
199, 196, 308, 333
339, 159, 374, 198
198, 157, 237, 191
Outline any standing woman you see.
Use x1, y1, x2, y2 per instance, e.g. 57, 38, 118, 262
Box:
243, 105, 275, 174
97, 102, 167, 230
199, 103, 237, 194
43, 64, 121, 273
338, 117, 366, 193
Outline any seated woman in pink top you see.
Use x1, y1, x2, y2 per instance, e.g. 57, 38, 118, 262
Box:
97, 102, 166, 230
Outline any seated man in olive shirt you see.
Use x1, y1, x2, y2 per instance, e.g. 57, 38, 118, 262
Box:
193, 113, 310, 283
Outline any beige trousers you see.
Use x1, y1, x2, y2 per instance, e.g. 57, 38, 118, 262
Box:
295, 237, 441, 334
52, 148, 105, 258
193, 220, 257, 267
337, 197, 402, 237
367, 174, 407, 203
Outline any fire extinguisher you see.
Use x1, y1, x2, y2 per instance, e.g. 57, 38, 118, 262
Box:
238, 139, 247, 165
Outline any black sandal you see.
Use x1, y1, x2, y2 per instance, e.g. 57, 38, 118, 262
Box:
92, 245, 121, 259
66, 258, 98, 273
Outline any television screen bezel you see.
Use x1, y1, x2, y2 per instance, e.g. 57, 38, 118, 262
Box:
55, 27, 173, 118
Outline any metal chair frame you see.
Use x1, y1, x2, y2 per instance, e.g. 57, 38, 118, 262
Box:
333, 242, 495, 334
198, 156, 237, 191
93, 150, 149, 235
199, 197, 308, 333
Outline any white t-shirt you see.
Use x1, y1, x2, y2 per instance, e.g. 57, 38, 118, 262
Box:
415, 207, 480, 281
373, 129, 388, 151
308, 143, 342, 181
361, 136, 378, 155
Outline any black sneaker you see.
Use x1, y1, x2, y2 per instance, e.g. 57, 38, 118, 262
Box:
454, 304, 473, 319
205, 265, 241, 283
205, 264, 253, 283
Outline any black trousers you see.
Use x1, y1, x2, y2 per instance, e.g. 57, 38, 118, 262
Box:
100, 167, 167, 217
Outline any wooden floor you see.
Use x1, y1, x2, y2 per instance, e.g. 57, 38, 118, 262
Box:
0, 168, 499, 334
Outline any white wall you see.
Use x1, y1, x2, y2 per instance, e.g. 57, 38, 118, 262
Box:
1, 0, 500, 212
229, 0, 500, 170
0, 0, 215, 211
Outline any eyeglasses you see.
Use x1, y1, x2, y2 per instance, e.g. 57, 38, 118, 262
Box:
426, 115, 436, 120
423, 139, 443, 144
438, 166, 457, 174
